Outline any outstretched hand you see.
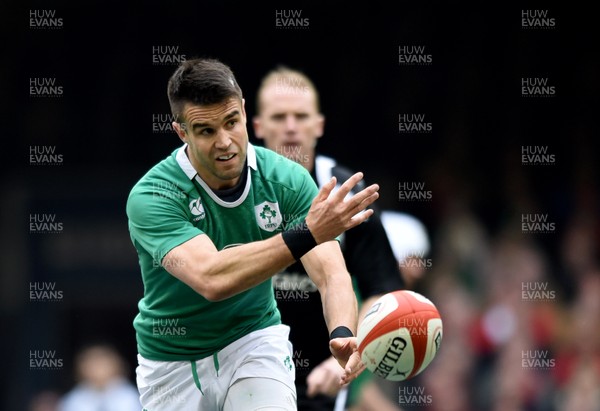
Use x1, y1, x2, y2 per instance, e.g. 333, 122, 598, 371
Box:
306, 356, 345, 398
306, 172, 379, 244
329, 337, 367, 386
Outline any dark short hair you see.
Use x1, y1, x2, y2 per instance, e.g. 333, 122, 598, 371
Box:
167, 58, 243, 121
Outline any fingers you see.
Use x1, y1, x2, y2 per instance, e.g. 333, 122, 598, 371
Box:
348, 209, 375, 229
331, 172, 365, 202
313, 176, 337, 204
344, 350, 363, 375
340, 360, 366, 385
333, 175, 379, 222
329, 338, 365, 386
306, 375, 318, 398
307, 172, 380, 243
339, 351, 366, 385
306, 359, 345, 398
340, 187, 378, 230
345, 183, 380, 212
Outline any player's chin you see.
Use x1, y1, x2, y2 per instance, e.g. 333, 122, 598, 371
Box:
215, 164, 244, 179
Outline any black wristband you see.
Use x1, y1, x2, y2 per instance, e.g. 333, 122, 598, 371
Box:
281, 220, 318, 260
330, 326, 354, 340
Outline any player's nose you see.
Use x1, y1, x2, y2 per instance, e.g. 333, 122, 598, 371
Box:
284, 114, 298, 132
214, 130, 232, 149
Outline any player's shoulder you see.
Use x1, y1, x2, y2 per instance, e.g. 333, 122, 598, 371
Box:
127, 147, 194, 210
252, 144, 313, 188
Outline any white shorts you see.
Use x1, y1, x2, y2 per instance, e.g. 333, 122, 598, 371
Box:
136, 324, 297, 411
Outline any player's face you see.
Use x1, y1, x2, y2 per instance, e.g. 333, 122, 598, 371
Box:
174, 98, 248, 190
253, 84, 324, 172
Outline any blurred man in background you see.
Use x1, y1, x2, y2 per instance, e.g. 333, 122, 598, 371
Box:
351, 210, 431, 410
253, 66, 405, 410
380, 210, 430, 290
58, 343, 141, 411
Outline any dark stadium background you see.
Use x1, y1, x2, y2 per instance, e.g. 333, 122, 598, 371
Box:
2, 2, 599, 410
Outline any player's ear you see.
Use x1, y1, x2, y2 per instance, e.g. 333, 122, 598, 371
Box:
241, 98, 247, 119
173, 121, 187, 143
252, 116, 264, 139
316, 114, 325, 139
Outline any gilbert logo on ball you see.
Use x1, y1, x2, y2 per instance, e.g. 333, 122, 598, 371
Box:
357, 290, 442, 381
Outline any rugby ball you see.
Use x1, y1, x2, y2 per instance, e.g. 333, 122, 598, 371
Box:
357, 290, 442, 381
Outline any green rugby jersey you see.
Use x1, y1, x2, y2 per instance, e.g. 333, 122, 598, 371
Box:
126, 143, 318, 361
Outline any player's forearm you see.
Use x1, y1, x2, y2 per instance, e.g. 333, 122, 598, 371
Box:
301, 242, 359, 333
194, 234, 296, 301
321, 273, 358, 334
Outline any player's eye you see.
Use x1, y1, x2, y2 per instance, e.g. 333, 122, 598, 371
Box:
271, 113, 285, 122
198, 128, 214, 136
226, 119, 238, 128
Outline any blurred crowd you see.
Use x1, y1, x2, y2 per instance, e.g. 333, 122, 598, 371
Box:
349, 163, 600, 411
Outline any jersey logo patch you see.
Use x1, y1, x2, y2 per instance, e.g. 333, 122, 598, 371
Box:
189, 198, 206, 221
255, 201, 282, 232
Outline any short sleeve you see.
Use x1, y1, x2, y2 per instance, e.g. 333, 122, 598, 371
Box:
126, 187, 202, 264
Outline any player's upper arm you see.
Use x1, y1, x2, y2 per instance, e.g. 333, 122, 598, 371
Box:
126, 186, 215, 292
161, 234, 224, 298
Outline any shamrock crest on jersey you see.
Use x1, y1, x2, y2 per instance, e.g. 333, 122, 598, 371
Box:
255, 201, 282, 232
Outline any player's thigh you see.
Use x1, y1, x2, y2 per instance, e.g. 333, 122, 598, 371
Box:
136, 356, 209, 411
223, 377, 297, 411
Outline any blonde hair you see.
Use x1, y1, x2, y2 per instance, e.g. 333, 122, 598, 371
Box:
256, 66, 321, 113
